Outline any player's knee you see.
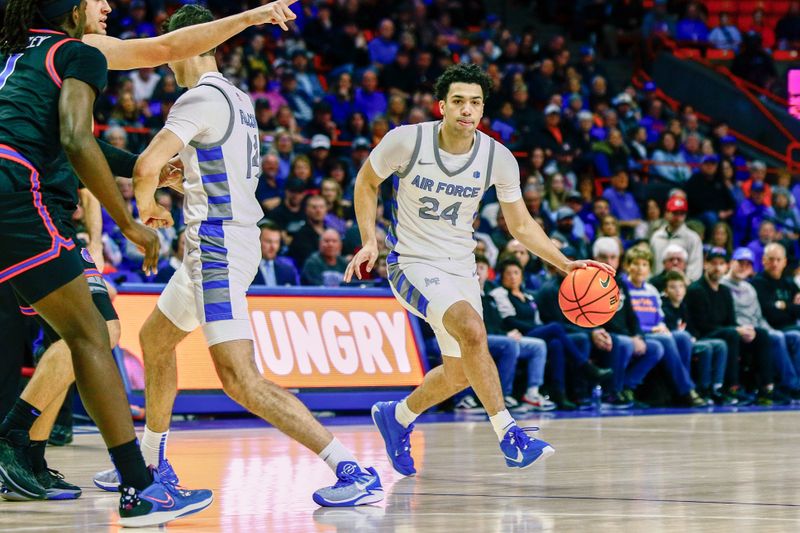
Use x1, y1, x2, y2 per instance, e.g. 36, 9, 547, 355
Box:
454, 318, 486, 347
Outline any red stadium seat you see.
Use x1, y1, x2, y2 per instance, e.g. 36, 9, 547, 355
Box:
675, 48, 702, 59
707, 48, 734, 60
773, 49, 800, 61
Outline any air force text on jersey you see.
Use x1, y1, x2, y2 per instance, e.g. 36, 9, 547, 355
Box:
410, 174, 482, 198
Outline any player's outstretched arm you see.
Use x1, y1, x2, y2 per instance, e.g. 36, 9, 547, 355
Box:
132, 129, 184, 229
84, 0, 298, 70
343, 159, 386, 282
60, 78, 160, 275
499, 198, 616, 276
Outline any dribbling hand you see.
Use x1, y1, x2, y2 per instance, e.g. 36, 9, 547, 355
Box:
344, 241, 378, 282
565, 259, 616, 277
122, 222, 160, 276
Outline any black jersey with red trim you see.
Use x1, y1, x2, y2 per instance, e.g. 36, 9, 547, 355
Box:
0, 29, 107, 213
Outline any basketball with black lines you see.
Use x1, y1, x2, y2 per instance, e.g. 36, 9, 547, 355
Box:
558, 266, 619, 327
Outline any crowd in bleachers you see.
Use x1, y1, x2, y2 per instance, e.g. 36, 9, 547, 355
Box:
79, 0, 800, 411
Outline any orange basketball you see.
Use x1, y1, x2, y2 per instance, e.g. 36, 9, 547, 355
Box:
558, 266, 619, 327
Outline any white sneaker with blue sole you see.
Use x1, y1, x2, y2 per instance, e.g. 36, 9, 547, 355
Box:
312, 462, 384, 507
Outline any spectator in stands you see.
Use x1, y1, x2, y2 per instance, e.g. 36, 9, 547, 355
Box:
741, 160, 771, 204
708, 12, 742, 51
602, 168, 645, 239
130, 67, 161, 102
723, 247, 798, 402
747, 220, 778, 273
255, 153, 282, 212
501, 240, 543, 291
536, 104, 569, 157
642, 0, 675, 38
651, 197, 704, 281
661, 270, 730, 404
675, 2, 709, 44
592, 128, 632, 177
324, 73, 356, 128
252, 220, 300, 287
777, 1, 800, 51
381, 49, 415, 98
339, 111, 369, 143
288, 195, 330, 269
717, 158, 745, 206
319, 178, 350, 236
639, 98, 667, 145
266, 177, 308, 238
650, 243, 689, 292
708, 221, 734, 257
591, 237, 663, 408
280, 70, 313, 126
719, 135, 748, 182
685, 248, 770, 404
368, 19, 400, 67
469, 255, 553, 412
291, 49, 324, 102
304, 103, 338, 141
154, 227, 185, 284
602, 0, 645, 58
490, 258, 610, 410
752, 243, 800, 332
354, 70, 387, 123
301, 229, 348, 286
621, 247, 710, 407
491, 210, 515, 251
773, 187, 800, 239
731, 31, 778, 91
550, 207, 589, 260
104, 125, 128, 151
346, 136, 372, 178
650, 131, 691, 185
288, 154, 314, 190
734, 182, 775, 246
686, 154, 735, 229
308, 135, 332, 185
680, 132, 703, 167
644, 198, 666, 239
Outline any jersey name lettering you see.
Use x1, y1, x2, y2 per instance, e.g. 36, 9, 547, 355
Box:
410, 174, 480, 198
27, 36, 51, 48
239, 109, 257, 128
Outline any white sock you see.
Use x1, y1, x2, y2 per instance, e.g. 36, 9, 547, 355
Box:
394, 399, 419, 428
141, 427, 169, 467
318, 437, 360, 473
489, 409, 516, 441
525, 386, 540, 398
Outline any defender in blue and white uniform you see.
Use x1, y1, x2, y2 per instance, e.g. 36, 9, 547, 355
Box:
347, 64, 615, 475
95, 5, 383, 510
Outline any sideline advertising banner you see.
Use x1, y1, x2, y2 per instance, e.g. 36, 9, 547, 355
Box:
114, 286, 427, 392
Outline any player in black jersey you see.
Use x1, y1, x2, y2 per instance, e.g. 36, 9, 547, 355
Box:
0, 0, 297, 511
0, 0, 215, 526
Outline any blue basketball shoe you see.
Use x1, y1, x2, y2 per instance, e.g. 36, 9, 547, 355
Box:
94, 458, 180, 492
371, 401, 416, 476
312, 462, 383, 507
118, 467, 213, 527
500, 426, 555, 469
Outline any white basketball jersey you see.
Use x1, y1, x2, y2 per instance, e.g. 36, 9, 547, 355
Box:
387, 121, 497, 266
173, 72, 263, 227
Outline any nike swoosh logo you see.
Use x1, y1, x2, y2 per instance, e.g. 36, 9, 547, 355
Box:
144, 492, 175, 509
600, 276, 611, 288
507, 447, 525, 464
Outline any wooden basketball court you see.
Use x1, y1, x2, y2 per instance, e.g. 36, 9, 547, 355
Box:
1, 410, 799, 532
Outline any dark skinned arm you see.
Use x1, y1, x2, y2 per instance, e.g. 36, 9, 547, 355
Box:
59, 78, 160, 275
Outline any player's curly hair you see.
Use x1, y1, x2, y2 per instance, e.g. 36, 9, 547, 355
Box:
1, 0, 73, 55
434, 63, 492, 102
163, 4, 216, 56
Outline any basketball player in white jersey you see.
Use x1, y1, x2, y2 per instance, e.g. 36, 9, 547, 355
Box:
93, 5, 382, 507
345, 64, 615, 472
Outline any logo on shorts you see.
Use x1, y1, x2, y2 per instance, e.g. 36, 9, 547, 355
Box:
80, 248, 94, 264
425, 277, 440, 287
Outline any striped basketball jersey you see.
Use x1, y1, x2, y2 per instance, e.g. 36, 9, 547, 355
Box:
164, 72, 262, 227
369, 121, 522, 270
